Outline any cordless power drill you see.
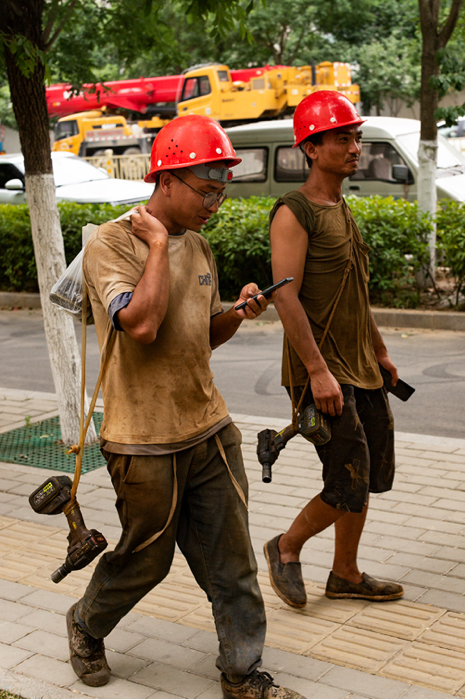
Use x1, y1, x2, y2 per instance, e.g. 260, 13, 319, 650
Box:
29, 475, 107, 583
257, 404, 331, 483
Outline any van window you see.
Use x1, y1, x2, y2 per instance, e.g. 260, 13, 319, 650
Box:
397, 132, 465, 171
232, 148, 268, 182
217, 70, 229, 82
275, 146, 309, 182
350, 142, 412, 183
54, 120, 79, 141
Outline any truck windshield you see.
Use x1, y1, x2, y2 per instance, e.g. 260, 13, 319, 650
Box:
54, 120, 79, 141
397, 132, 465, 173
181, 76, 211, 101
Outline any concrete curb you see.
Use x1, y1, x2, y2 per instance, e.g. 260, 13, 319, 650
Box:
0, 668, 93, 699
0, 292, 42, 310
2, 292, 465, 331
222, 301, 465, 330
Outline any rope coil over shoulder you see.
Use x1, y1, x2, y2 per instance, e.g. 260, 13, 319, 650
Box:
288, 200, 355, 429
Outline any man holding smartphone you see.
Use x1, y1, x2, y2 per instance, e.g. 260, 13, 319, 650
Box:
265, 92, 404, 608
67, 115, 305, 699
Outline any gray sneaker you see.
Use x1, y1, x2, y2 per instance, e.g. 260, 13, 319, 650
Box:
222, 670, 307, 699
66, 603, 110, 686
264, 535, 307, 608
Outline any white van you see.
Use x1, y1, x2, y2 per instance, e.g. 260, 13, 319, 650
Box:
225, 117, 465, 202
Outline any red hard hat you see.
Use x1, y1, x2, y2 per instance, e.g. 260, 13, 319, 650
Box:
145, 115, 241, 183
293, 91, 365, 148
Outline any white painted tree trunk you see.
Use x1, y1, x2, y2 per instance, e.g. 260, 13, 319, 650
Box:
417, 139, 438, 277
26, 174, 97, 445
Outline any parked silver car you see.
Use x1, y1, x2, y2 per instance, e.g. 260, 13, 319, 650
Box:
0, 151, 154, 205
225, 117, 465, 202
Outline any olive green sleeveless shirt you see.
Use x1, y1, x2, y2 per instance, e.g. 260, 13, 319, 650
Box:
270, 191, 382, 390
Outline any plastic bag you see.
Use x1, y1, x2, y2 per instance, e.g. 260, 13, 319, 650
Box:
49, 209, 138, 324
49, 224, 97, 324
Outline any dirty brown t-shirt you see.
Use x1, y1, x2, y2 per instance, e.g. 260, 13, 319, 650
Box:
83, 219, 229, 445
270, 191, 382, 390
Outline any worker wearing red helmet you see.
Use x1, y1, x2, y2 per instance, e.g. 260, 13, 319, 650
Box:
265, 92, 404, 608
67, 115, 305, 699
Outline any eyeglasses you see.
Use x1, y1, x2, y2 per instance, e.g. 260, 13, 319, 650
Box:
171, 172, 227, 209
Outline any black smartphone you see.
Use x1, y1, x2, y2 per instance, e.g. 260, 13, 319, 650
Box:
378, 363, 415, 402
235, 277, 294, 311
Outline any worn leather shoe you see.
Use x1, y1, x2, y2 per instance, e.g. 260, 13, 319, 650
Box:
67, 603, 110, 686
264, 535, 306, 608
325, 571, 404, 601
222, 670, 307, 698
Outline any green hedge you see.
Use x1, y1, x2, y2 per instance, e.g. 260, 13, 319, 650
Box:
0, 196, 463, 308
436, 200, 465, 307
0, 202, 129, 292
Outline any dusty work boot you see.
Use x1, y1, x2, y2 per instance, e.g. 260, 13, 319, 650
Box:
66, 603, 110, 686
263, 535, 306, 608
222, 670, 307, 699
325, 571, 404, 601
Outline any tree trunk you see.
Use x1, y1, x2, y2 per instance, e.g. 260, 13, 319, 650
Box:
418, 0, 463, 278
3, 0, 96, 445
418, 2, 440, 278
26, 175, 97, 445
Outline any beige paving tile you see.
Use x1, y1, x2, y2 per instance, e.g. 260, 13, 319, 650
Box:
134, 585, 204, 622
0, 515, 16, 529
265, 608, 339, 654
309, 626, 408, 672
418, 611, 465, 653
302, 584, 369, 624
347, 600, 445, 641
380, 641, 465, 693
179, 604, 216, 633
13, 653, 80, 688
0, 555, 38, 581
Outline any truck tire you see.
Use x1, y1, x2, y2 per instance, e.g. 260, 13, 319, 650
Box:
88, 149, 113, 175
122, 147, 144, 180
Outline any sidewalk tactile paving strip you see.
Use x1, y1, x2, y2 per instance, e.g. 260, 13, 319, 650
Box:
380, 641, 465, 693
418, 612, 465, 653
1, 514, 465, 694
265, 608, 339, 654
309, 625, 408, 672
303, 584, 369, 623
180, 603, 216, 632
135, 584, 205, 622
347, 599, 445, 640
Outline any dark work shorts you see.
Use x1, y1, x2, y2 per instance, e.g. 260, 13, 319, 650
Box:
288, 384, 395, 513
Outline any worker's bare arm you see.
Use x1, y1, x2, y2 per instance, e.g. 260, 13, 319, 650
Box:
270, 205, 343, 416
117, 206, 170, 344
209, 283, 270, 349
369, 310, 398, 385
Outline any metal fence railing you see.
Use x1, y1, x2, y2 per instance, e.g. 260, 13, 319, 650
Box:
448, 137, 465, 155
85, 152, 151, 180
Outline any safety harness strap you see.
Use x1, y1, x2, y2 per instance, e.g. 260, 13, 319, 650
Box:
288, 202, 355, 427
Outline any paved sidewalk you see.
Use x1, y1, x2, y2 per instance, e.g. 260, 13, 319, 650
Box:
1, 388, 465, 699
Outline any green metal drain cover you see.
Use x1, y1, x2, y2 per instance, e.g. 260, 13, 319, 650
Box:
0, 412, 106, 473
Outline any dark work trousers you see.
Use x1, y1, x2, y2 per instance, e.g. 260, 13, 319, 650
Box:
289, 384, 395, 513
75, 423, 266, 681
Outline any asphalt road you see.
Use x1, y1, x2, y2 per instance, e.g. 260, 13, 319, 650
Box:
0, 309, 464, 440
